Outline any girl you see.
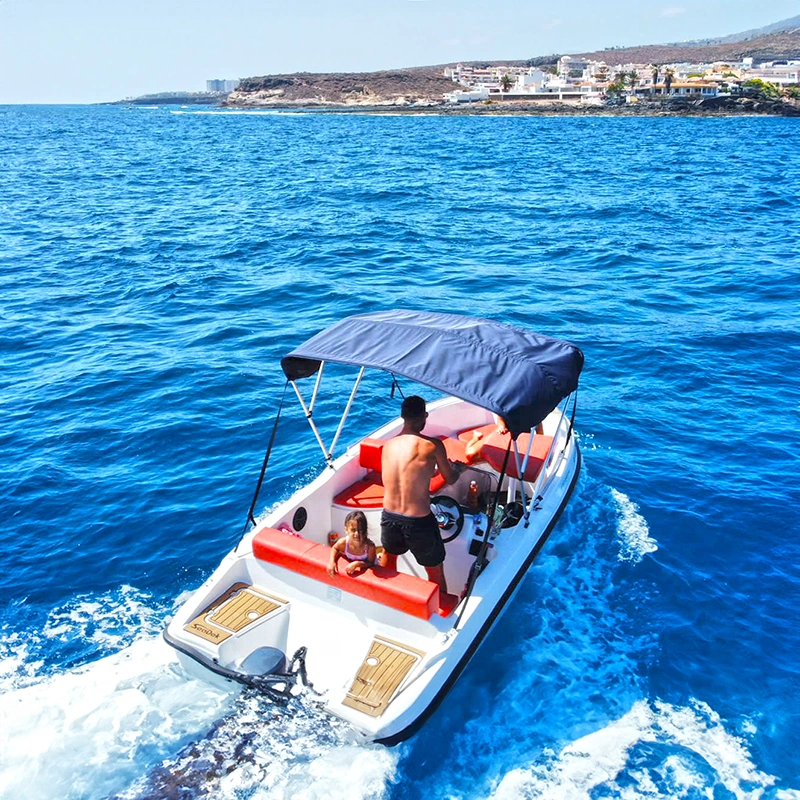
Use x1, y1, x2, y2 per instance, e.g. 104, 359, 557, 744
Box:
328, 510, 376, 577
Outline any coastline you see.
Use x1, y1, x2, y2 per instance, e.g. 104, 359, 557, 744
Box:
217, 97, 800, 117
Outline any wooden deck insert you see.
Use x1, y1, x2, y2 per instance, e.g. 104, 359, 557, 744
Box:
342, 636, 425, 717
184, 582, 285, 645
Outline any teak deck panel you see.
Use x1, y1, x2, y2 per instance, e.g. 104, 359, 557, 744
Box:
184, 582, 284, 645
343, 636, 425, 717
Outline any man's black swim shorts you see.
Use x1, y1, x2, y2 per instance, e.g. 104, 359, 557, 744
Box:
380, 510, 445, 568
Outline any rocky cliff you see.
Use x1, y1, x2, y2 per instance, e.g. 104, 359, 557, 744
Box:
224, 68, 456, 107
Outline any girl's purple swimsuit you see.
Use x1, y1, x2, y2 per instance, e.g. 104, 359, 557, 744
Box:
345, 539, 371, 562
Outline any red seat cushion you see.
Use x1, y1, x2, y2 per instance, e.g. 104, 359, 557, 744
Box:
252, 527, 321, 580
333, 465, 449, 509
253, 527, 439, 618
458, 423, 497, 445
333, 472, 386, 509
438, 591, 459, 617
458, 425, 553, 481
429, 472, 446, 493
441, 436, 467, 463
359, 438, 384, 472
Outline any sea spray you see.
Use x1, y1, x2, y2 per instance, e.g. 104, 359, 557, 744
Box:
610, 489, 658, 563
0, 637, 235, 800
487, 699, 777, 800
113, 691, 397, 800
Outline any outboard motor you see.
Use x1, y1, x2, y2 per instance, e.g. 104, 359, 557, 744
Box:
237, 646, 286, 677
234, 646, 314, 705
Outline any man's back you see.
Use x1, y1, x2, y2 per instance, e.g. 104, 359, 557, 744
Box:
382, 433, 437, 517
378, 395, 463, 597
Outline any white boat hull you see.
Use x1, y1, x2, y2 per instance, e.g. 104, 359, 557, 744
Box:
164, 396, 581, 743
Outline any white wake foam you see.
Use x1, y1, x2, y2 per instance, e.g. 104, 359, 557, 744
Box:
0, 636, 235, 800
0, 585, 170, 693
0, 586, 398, 800
112, 684, 398, 800
213, 733, 397, 800
610, 488, 658, 562
488, 699, 777, 800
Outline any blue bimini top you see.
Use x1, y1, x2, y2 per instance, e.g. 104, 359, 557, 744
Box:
280, 310, 584, 438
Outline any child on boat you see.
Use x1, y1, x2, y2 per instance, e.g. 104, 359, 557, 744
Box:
328, 510, 376, 577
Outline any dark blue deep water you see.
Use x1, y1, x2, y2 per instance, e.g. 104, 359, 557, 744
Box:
1, 105, 799, 799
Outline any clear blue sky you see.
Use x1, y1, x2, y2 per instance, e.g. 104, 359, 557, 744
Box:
0, 0, 797, 103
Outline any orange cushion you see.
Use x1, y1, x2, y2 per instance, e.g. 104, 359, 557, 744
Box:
334, 472, 385, 508
252, 527, 320, 580
438, 592, 459, 617
458, 423, 497, 445
359, 438, 384, 472
334, 471, 447, 508
429, 472, 446, 493
441, 436, 467, 463
458, 426, 553, 481
252, 527, 439, 619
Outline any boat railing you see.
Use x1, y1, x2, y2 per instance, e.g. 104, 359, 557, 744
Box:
530, 390, 578, 513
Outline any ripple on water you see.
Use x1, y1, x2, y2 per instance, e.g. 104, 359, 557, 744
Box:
1, 107, 799, 796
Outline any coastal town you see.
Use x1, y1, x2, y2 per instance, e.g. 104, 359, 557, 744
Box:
443, 55, 800, 105
123, 18, 800, 112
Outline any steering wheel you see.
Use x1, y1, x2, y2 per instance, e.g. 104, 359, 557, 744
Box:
430, 495, 465, 543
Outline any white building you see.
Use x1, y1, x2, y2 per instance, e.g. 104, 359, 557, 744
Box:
558, 56, 593, 80
444, 87, 490, 103
443, 53, 797, 105
206, 79, 239, 93
747, 63, 800, 85
517, 69, 546, 89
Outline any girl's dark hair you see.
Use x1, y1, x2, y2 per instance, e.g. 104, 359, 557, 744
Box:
344, 510, 368, 536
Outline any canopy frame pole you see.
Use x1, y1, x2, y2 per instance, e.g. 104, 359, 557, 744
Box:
537, 391, 578, 501
455, 439, 513, 630
520, 427, 535, 475
512, 439, 529, 516
528, 393, 573, 518
512, 426, 538, 515
329, 366, 365, 459
389, 373, 405, 400
309, 361, 325, 414
291, 380, 334, 467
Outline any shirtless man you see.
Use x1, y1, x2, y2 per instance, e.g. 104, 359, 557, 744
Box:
379, 395, 464, 596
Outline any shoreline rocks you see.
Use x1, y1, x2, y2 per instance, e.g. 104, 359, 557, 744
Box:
221, 95, 800, 117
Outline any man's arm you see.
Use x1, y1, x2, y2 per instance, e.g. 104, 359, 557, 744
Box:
432, 439, 464, 486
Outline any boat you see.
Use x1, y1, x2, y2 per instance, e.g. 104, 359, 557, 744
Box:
163, 310, 584, 744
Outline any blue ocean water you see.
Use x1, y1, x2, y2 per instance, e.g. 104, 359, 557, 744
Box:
1, 104, 799, 799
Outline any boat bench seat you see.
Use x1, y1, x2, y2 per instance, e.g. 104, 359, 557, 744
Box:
333, 437, 450, 509
457, 424, 554, 482
332, 426, 552, 509
253, 527, 455, 619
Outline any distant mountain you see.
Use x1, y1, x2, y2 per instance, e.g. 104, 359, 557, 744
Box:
681, 14, 800, 46
570, 27, 800, 65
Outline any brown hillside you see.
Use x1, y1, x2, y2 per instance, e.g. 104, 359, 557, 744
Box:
571, 28, 800, 64
226, 69, 456, 106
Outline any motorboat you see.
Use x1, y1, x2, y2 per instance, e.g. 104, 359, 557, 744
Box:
163, 310, 583, 744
